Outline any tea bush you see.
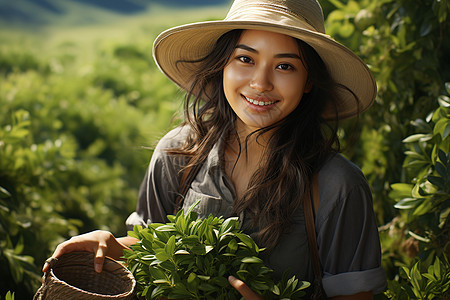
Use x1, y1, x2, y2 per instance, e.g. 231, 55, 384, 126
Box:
0, 23, 181, 298
321, 0, 449, 297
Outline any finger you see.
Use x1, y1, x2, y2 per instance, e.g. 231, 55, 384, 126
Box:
42, 260, 51, 273
94, 245, 107, 273
42, 241, 78, 273
229, 276, 264, 300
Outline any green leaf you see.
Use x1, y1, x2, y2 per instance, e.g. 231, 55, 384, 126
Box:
219, 217, 238, 235
159, 260, 177, 271
149, 267, 166, 280
434, 118, 450, 139
151, 285, 166, 299
435, 162, 447, 178
394, 198, 422, 210
439, 208, 450, 228
419, 22, 432, 37
241, 256, 263, 264
443, 123, 450, 139
186, 198, 202, 216
156, 224, 176, 232
175, 212, 187, 233
187, 272, 197, 283
205, 245, 214, 254
227, 239, 238, 253
413, 199, 433, 216
427, 175, 445, 188
408, 231, 431, 243
5, 291, 15, 300
155, 250, 170, 262
132, 225, 143, 238
198, 283, 216, 292
403, 134, 432, 143
236, 269, 250, 281
165, 235, 176, 256
0, 186, 11, 199
218, 263, 226, 277
250, 280, 270, 291
190, 244, 206, 255
438, 149, 448, 165
438, 95, 450, 107
433, 257, 442, 280
182, 235, 201, 246
272, 284, 281, 295
390, 183, 414, 199
235, 233, 258, 253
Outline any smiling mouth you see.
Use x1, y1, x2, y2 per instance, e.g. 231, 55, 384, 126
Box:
243, 95, 278, 106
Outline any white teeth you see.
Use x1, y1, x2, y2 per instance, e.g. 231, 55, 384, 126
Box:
244, 96, 275, 106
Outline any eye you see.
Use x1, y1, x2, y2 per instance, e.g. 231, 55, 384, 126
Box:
237, 56, 253, 64
277, 63, 294, 71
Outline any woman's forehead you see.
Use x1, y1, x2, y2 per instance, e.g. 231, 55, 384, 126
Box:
237, 29, 300, 52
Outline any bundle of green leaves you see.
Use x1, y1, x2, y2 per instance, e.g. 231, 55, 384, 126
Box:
124, 200, 309, 299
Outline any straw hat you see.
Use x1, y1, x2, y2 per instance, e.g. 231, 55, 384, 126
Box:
153, 0, 376, 120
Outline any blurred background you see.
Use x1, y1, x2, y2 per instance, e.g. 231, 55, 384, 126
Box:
0, 0, 449, 299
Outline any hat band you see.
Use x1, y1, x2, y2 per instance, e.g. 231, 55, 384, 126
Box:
225, 3, 322, 33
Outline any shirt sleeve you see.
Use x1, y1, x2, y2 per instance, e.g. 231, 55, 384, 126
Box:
125, 127, 189, 230
315, 159, 387, 296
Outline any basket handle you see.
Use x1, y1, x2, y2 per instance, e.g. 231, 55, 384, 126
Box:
33, 257, 58, 300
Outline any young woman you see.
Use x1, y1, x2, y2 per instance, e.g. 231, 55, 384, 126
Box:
44, 0, 386, 298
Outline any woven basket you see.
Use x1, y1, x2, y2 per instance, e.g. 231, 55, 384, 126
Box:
34, 251, 136, 300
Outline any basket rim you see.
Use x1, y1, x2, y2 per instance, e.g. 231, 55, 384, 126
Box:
48, 252, 136, 298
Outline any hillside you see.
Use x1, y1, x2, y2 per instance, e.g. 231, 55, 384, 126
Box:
0, 0, 230, 28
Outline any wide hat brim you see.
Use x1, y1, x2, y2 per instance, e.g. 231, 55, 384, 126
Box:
153, 20, 376, 120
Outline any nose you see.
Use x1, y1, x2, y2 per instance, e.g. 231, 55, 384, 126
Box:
249, 66, 273, 92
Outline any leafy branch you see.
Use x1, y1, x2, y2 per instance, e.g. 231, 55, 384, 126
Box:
124, 200, 309, 299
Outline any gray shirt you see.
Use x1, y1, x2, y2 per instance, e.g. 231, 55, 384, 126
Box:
126, 126, 387, 297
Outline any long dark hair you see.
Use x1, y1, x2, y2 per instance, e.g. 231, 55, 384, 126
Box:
169, 29, 354, 249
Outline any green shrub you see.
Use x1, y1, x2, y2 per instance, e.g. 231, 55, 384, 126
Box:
382, 84, 450, 298
0, 26, 180, 297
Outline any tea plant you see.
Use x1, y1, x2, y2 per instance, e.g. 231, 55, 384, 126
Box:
386, 256, 450, 299
124, 200, 309, 299
383, 84, 450, 298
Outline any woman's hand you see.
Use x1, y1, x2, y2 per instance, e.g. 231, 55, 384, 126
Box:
42, 230, 137, 273
228, 276, 265, 300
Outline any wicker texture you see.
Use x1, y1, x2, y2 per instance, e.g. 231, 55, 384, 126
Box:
34, 251, 136, 299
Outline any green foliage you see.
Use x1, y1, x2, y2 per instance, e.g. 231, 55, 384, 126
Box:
124, 200, 309, 299
386, 256, 450, 299
383, 85, 450, 297
323, 0, 450, 224
0, 15, 182, 298
321, 0, 450, 296
3, 291, 15, 300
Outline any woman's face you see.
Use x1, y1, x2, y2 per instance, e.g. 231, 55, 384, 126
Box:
223, 29, 311, 134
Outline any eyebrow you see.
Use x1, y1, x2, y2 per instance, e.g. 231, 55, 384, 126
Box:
235, 44, 302, 60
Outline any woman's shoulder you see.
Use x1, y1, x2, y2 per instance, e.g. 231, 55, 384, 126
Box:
154, 125, 191, 153
316, 153, 372, 221
319, 153, 367, 188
